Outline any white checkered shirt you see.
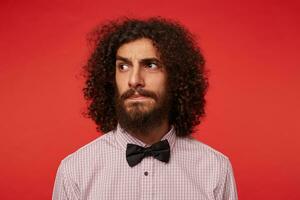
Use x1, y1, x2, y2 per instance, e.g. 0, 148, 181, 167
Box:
53, 124, 238, 200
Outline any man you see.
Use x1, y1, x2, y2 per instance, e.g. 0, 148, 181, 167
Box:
53, 17, 238, 200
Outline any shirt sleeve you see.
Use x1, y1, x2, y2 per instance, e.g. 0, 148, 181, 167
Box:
52, 161, 80, 200
214, 158, 238, 200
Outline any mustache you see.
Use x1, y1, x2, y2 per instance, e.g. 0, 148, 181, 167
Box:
120, 88, 158, 101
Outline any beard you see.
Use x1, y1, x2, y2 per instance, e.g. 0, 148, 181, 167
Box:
115, 87, 171, 135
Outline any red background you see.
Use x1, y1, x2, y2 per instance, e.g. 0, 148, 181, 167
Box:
1, 0, 300, 199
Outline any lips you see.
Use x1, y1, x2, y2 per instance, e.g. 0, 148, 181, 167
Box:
126, 94, 150, 101
128, 95, 148, 99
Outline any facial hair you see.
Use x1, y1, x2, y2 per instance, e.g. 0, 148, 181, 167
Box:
115, 87, 170, 135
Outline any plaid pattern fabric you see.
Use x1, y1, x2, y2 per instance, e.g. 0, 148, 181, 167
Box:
53, 124, 238, 200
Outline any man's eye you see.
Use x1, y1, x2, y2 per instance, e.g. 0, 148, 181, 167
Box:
145, 63, 159, 70
118, 63, 129, 71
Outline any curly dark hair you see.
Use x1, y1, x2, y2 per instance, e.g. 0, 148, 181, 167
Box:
83, 17, 209, 137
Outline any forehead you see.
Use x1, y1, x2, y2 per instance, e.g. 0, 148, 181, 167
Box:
116, 38, 159, 59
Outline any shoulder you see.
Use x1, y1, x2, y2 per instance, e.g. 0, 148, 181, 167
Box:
175, 136, 234, 186
175, 136, 231, 168
59, 130, 118, 171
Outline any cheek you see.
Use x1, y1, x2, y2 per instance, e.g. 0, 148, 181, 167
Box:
148, 74, 167, 92
115, 74, 127, 94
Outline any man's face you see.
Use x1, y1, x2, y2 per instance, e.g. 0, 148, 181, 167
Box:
115, 38, 169, 132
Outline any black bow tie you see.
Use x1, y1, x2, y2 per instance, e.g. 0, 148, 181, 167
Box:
126, 140, 170, 167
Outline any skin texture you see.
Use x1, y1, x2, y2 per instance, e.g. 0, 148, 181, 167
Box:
115, 38, 170, 144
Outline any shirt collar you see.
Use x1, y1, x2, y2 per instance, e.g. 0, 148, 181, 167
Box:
114, 123, 176, 151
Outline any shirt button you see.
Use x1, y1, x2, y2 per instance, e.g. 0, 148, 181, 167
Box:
144, 171, 148, 176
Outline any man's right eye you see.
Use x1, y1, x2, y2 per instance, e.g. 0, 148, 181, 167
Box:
117, 63, 129, 71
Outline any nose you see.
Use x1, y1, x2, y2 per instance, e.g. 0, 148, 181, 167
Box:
128, 66, 145, 88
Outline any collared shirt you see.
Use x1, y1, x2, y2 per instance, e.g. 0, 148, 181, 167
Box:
52, 125, 238, 200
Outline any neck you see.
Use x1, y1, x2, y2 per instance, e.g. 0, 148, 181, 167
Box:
127, 120, 170, 145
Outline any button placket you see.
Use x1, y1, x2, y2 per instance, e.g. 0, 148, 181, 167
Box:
140, 157, 154, 200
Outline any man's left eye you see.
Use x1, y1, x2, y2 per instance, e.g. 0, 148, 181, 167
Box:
146, 63, 158, 70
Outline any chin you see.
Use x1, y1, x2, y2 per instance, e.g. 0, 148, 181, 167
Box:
126, 107, 152, 115
126, 102, 154, 111
126, 104, 156, 115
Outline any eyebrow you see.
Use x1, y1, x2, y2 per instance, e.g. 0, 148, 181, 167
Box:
116, 55, 162, 66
